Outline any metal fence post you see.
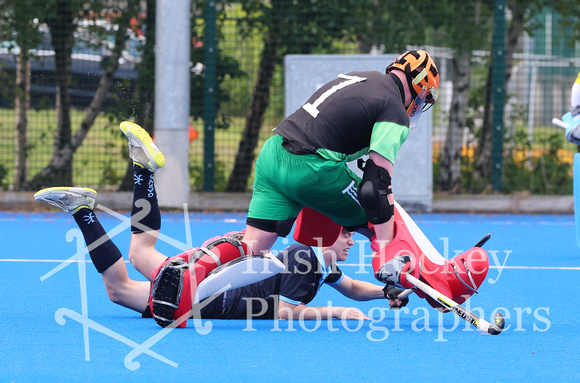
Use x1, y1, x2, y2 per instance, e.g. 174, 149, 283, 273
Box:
203, 0, 217, 192
491, 0, 506, 192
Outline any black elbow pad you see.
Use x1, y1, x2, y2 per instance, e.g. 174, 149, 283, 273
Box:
357, 159, 394, 224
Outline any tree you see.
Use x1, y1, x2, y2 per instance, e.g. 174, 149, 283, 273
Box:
0, 0, 43, 189
356, 1, 491, 192
473, 1, 580, 190
225, 0, 371, 192
22, 0, 140, 190
435, 0, 493, 192
473, 0, 539, 190
116, 0, 157, 191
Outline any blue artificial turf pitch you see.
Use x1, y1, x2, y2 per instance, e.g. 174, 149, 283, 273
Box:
1, 210, 579, 382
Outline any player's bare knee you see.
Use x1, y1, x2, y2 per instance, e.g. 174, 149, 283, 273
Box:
127, 239, 150, 267
127, 245, 140, 266
128, 232, 158, 260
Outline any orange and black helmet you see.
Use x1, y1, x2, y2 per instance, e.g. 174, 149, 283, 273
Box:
386, 50, 440, 108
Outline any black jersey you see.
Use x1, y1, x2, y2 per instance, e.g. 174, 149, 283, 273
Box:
199, 244, 343, 320
274, 71, 410, 163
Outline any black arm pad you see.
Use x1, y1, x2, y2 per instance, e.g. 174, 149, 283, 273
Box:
357, 159, 394, 224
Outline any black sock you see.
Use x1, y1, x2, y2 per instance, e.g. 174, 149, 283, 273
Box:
131, 166, 161, 233
73, 208, 122, 273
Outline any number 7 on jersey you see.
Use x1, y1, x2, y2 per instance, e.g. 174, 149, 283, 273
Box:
302, 74, 367, 118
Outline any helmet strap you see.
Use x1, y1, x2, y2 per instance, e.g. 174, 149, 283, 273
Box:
389, 72, 406, 105
405, 71, 419, 100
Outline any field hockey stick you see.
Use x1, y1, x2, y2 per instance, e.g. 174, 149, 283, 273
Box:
398, 288, 413, 299
405, 273, 505, 335
552, 117, 569, 129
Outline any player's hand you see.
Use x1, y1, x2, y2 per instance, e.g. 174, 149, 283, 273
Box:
335, 307, 371, 321
375, 254, 412, 287
383, 285, 409, 309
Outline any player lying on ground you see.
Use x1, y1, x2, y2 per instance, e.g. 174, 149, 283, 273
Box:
34, 189, 406, 324
34, 122, 407, 327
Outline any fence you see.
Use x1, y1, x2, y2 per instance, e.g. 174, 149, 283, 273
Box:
0, 1, 578, 197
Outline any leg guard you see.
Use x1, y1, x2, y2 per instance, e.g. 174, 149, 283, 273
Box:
445, 247, 489, 305
372, 219, 452, 311
372, 202, 489, 311
194, 233, 250, 277
149, 252, 207, 328
293, 206, 342, 247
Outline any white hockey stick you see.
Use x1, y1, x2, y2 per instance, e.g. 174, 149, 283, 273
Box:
398, 288, 413, 299
552, 117, 569, 130
405, 273, 505, 335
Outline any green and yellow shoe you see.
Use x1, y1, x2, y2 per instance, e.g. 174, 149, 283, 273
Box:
120, 121, 166, 172
34, 187, 97, 213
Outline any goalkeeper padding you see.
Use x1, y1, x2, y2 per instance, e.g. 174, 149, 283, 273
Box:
372, 202, 489, 311
293, 206, 342, 247
149, 233, 285, 328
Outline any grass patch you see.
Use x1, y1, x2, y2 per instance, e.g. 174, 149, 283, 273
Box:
0, 108, 281, 191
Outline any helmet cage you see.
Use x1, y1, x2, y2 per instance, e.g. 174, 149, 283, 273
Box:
411, 67, 438, 111
408, 87, 426, 130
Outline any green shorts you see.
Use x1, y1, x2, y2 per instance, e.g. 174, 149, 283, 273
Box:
248, 135, 368, 228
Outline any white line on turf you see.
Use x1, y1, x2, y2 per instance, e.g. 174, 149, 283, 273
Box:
1, 259, 579, 270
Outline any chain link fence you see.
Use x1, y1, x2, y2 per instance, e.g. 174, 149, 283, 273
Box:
0, 1, 578, 196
